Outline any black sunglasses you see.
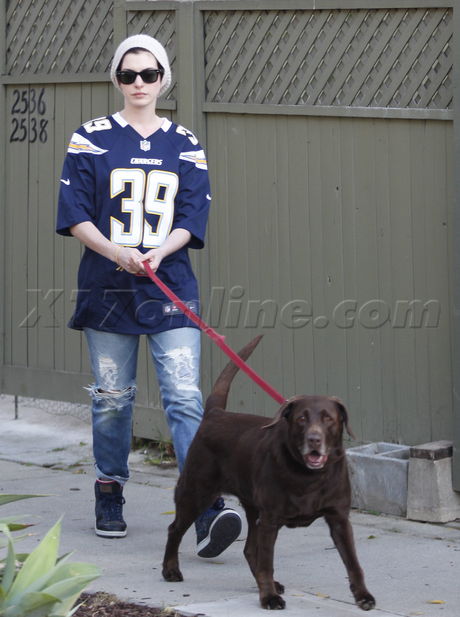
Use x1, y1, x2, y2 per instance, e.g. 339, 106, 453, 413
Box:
116, 68, 164, 85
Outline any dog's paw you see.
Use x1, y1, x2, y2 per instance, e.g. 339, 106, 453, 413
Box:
274, 581, 285, 594
356, 593, 376, 611
261, 594, 286, 610
162, 566, 184, 582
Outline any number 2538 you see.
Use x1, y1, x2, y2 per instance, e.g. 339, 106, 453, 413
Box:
10, 117, 49, 143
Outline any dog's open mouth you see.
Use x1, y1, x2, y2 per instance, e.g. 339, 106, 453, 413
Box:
305, 451, 328, 469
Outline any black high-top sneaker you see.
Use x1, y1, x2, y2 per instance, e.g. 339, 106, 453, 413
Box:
195, 497, 242, 558
94, 480, 127, 537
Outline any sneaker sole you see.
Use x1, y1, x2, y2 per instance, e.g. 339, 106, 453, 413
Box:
95, 527, 127, 538
197, 510, 242, 558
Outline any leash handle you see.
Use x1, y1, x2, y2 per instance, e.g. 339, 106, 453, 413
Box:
143, 262, 286, 405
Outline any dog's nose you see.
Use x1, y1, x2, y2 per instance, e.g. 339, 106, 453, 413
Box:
307, 431, 322, 449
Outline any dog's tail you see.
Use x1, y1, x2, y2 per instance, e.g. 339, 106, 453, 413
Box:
204, 335, 263, 413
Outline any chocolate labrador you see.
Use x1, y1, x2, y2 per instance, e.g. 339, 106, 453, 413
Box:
162, 336, 375, 611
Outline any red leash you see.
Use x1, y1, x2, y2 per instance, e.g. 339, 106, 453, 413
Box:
143, 262, 286, 405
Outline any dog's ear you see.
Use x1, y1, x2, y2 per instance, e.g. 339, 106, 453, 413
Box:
330, 396, 356, 440
262, 396, 301, 429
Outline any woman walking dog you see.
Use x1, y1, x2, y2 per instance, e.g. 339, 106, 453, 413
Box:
56, 34, 241, 557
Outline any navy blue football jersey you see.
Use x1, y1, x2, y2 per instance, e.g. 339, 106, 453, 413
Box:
56, 114, 211, 334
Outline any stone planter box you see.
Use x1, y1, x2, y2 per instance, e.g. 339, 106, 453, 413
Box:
346, 442, 410, 516
407, 440, 460, 523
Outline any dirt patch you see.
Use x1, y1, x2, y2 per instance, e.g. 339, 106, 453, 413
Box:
73, 592, 188, 617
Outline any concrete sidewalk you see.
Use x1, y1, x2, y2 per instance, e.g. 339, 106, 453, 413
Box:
0, 395, 459, 616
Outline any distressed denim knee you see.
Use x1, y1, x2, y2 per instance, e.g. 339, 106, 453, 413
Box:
148, 328, 204, 471
88, 384, 136, 485
84, 328, 140, 484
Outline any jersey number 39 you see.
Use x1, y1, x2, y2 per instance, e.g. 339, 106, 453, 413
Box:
110, 168, 178, 248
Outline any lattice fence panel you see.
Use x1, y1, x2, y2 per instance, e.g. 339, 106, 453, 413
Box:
204, 8, 452, 109
126, 10, 177, 101
6, 0, 114, 75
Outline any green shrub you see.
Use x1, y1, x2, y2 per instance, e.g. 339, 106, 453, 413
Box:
0, 495, 100, 617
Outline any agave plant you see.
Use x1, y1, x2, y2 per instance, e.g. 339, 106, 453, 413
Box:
0, 494, 38, 549
0, 495, 100, 617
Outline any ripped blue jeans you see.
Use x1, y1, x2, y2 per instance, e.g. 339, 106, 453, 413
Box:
84, 327, 203, 484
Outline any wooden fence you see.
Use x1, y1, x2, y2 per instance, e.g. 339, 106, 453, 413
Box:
1, 0, 459, 486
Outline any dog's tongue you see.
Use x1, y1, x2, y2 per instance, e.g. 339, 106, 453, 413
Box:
306, 453, 328, 469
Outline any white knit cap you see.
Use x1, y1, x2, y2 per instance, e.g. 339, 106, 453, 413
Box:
110, 34, 172, 97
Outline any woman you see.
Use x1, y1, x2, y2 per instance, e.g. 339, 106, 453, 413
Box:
56, 34, 241, 558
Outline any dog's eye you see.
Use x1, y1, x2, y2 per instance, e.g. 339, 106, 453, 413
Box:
321, 411, 334, 424
296, 415, 306, 424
